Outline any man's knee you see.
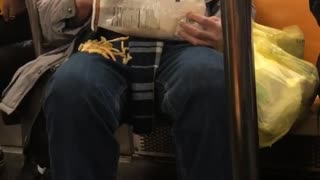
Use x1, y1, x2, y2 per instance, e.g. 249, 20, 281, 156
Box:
44, 52, 127, 111
178, 47, 225, 95
160, 47, 226, 119
46, 53, 95, 100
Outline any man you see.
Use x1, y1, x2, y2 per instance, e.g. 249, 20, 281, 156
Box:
43, 0, 231, 180
0, 0, 253, 180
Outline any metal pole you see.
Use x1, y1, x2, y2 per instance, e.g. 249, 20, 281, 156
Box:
220, 1, 259, 180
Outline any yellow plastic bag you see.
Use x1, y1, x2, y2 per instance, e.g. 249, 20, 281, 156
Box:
255, 52, 303, 147
253, 22, 319, 148
253, 23, 305, 59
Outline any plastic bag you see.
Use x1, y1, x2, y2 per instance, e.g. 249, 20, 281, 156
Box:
255, 52, 303, 148
253, 23, 305, 59
91, 0, 206, 39
253, 22, 319, 147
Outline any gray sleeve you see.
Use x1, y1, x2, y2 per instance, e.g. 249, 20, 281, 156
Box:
37, 0, 88, 45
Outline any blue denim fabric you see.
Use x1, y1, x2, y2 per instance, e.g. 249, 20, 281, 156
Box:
43, 43, 232, 180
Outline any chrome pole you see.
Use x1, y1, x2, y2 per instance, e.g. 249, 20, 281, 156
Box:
220, 0, 259, 180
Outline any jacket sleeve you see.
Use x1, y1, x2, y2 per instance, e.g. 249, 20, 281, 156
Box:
37, 0, 89, 45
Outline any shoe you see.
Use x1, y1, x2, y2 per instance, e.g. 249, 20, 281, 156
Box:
16, 158, 50, 180
37, 165, 50, 180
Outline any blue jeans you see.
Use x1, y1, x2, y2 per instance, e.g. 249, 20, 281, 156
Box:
43, 42, 232, 180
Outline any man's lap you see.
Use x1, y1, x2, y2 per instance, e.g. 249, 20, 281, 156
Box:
55, 43, 224, 86
48, 43, 224, 120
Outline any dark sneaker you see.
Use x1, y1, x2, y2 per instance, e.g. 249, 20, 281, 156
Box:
16, 158, 50, 180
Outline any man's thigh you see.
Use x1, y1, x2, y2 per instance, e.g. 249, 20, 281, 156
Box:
156, 42, 225, 119
46, 52, 130, 126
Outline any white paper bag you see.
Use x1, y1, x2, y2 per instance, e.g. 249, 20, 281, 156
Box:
92, 0, 206, 39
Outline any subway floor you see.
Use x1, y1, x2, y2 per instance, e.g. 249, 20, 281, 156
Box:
2, 134, 320, 180
1, 151, 320, 180
0, 150, 177, 180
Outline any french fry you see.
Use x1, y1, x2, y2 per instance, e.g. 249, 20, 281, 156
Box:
78, 36, 131, 64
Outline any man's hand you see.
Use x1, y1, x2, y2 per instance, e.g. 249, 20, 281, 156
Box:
2, 0, 26, 21
177, 13, 223, 50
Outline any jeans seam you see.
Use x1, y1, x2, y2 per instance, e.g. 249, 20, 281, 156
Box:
156, 79, 179, 121
114, 85, 128, 119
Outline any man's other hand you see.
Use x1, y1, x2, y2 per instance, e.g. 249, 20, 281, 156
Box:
178, 13, 223, 50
